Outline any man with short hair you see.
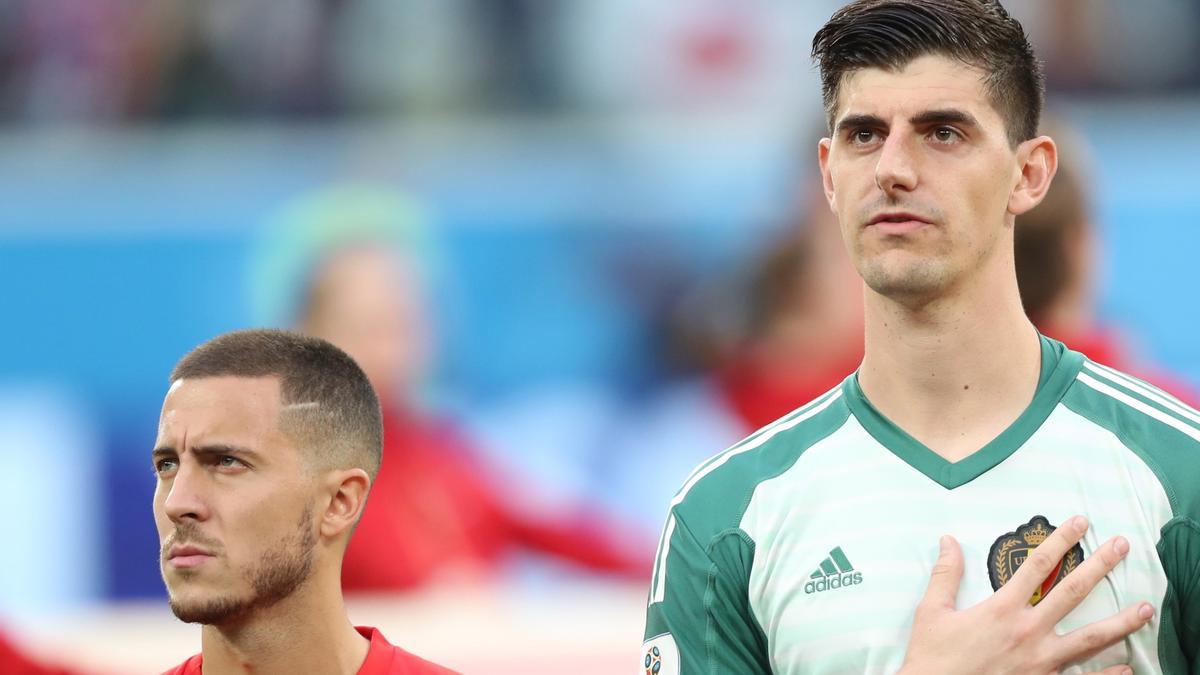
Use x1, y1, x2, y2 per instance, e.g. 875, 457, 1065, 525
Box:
155, 329, 456, 674
642, 1, 1199, 673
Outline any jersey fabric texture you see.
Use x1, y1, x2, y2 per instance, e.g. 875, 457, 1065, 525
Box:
160, 626, 459, 675
643, 336, 1200, 675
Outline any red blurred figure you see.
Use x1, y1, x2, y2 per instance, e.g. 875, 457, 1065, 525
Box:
1015, 118, 1198, 405
256, 188, 648, 591
714, 187, 864, 432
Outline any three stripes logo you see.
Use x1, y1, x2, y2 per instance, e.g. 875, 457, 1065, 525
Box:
804, 546, 863, 594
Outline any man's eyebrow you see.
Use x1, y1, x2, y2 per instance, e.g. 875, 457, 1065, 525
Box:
910, 108, 979, 129
834, 110, 981, 135
835, 113, 887, 134
152, 444, 261, 460
192, 444, 260, 460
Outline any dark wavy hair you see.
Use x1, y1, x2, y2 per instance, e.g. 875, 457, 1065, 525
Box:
812, 0, 1044, 146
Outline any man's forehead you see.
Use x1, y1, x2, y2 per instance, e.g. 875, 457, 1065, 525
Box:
158, 375, 284, 439
834, 55, 995, 122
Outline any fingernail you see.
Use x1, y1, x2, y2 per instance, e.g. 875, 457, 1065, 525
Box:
1113, 536, 1129, 556
1071, 515, 1088, 533
1139, 603, 1154, 619
938, 535, 950, 554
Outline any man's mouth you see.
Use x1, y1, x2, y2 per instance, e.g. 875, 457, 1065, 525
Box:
166, 544, 216, 569
867, 212, 932, 234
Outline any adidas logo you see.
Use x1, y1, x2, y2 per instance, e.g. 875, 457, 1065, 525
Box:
804, 546, 863, 594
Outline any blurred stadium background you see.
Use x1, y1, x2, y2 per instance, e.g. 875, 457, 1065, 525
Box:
1, 1, 1199, 672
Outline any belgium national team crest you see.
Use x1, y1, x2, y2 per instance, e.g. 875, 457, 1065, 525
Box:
988, 515, 1084, 605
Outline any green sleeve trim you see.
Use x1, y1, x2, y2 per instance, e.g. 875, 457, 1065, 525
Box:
705, 527, 771, 674
645, 511, 770, 674
1156, 517, 1200, 674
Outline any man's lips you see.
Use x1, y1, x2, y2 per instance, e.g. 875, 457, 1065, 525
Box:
167, 544, 215, 569
867, 212, 932, 234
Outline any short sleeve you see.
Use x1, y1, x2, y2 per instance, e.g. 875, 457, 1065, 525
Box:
643, 511, 771, 674
1157, 517, 1200, 674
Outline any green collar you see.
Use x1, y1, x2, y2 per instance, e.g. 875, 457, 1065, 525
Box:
843, 334, 1084, 489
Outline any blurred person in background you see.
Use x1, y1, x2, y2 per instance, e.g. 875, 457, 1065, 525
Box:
155, 330, 455, 674
1015, 116, 1198, 404
604, 176, 864, 544
711, 182, 865, 433
251, 186, 647, 592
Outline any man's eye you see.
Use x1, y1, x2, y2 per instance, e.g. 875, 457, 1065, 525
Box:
932, 127, 959, 143
853, 129, 877, 144
218, 456, 242, 468
155, 459, 178, 474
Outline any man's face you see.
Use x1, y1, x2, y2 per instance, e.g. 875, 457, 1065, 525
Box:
303, 246, 431, 404
819, 55, 1023, 302
152, 375, 316, 625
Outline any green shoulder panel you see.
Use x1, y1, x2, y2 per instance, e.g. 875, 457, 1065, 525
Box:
643, 387, 852, 673
1061, 359, 1200, 525
1060, 360, 1200, 673
671, 387, 853, 545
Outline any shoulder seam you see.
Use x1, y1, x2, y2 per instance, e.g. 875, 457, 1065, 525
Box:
649, 391, 848, 605
1081, 361, 1200, 432
668, 389, 845, 510
1076, 372, 1200, 445
1061, 381, 1181, 515
674, 385, 843, 498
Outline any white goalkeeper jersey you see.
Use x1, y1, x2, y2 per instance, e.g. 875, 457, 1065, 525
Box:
643, 336, 1200, 675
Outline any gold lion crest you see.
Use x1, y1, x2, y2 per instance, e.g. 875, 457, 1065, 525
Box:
987, 515, 1084, 605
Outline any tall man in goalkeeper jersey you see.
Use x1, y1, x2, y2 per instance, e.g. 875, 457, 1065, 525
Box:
643, 1, 1199, 673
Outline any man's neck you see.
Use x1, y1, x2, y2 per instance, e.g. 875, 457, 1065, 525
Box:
199, 575, 369, 675
857, 269, 1042, 463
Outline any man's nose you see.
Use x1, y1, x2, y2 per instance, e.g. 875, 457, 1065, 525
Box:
162, 461, 209, 524
874, 132, 918, 196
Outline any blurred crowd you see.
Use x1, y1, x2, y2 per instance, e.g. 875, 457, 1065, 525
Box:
1, 0, 1198, 124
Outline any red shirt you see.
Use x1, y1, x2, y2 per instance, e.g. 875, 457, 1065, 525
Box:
0, 628, 80, 675
1040, 325, 1200, 407
717, 348, 863, 432
160, 626, 457, 675
342, 409, 647, 591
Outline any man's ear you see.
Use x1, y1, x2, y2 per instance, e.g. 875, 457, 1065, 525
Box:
318, 468, 370, 541
1008, 135, 1058, 217
818, 137, 838, 214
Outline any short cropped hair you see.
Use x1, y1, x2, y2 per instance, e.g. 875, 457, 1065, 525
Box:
812, 0, 1044, 146
171, 329, 383, 479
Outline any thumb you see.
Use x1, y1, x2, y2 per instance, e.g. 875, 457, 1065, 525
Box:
921, 535, 964, 612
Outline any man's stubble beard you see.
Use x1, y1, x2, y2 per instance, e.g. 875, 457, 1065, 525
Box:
166, 505, 316, 625
853, 223, 998, 306
858, 253, 950, 301
846, 198, 951, 301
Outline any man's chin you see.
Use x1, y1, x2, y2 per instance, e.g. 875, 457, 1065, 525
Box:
167, 591, 251, 625
859, 257, 950, 301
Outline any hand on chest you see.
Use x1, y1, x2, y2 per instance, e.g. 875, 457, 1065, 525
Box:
754, 512, 1158, 674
